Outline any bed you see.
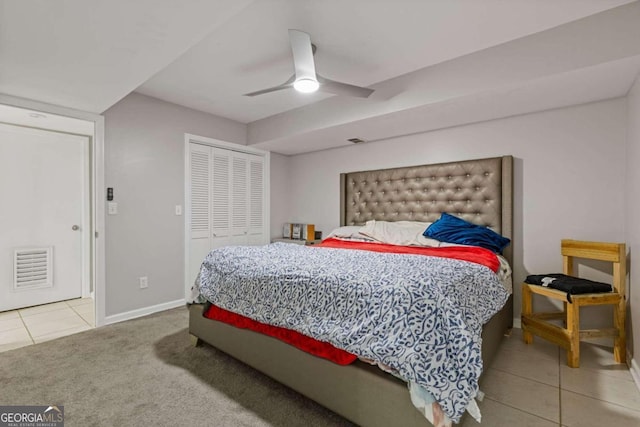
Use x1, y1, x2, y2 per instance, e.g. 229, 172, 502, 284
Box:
189, 155, 514, 426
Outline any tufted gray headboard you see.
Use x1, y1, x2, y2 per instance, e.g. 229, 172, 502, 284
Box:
340, 156, 513, 264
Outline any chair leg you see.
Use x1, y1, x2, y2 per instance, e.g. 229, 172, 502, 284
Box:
613, 300, 626, 364
566, 302, 580, 368
521, 284, 533, 344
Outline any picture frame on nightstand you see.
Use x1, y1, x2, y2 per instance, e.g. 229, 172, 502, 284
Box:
291, 223, 302, 240
282, 223, 317, 243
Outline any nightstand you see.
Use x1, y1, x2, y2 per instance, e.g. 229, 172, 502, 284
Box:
271, 238, 322, 246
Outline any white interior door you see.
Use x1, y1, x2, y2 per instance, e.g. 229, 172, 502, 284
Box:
0, 123, 89, 311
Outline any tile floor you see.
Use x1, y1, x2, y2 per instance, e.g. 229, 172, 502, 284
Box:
463, 328, 640, 426
0, 297, 94, 352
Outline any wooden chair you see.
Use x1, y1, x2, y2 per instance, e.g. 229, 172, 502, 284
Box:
521, 239, 626, 368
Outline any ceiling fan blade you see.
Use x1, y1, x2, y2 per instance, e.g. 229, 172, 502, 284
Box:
288, 29, 317, 81
243, 84, 291, 97
243, 75, 295, 97
317, 75, 374, 98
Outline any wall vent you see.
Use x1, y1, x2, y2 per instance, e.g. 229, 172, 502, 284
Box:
14, 247, 53, 290
347, 138, 365, 144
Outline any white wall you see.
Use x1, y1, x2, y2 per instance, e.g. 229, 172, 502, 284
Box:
104, 93, 246, 317
625, 74, 640, 374
278, 99, 627, 331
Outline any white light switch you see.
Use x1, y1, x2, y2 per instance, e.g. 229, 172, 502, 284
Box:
175, 205, 182, 216
108, 202, 118, 215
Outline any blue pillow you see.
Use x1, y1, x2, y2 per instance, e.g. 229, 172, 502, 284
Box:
424, 213, 511, 254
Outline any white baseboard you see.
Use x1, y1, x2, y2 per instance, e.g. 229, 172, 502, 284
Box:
104, 298, 185, 325
631, 357, 640, 394
512, 317, 521, 329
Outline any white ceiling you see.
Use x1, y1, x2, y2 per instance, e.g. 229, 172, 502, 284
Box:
137, 0, 637, 123
1, 0, 639, 155
0, 0, 252, 113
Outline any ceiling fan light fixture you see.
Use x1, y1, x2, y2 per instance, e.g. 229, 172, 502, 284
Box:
243, 30, 373, 98
293, 78, 319, 93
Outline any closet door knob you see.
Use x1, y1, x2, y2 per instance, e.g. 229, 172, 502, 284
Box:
72, 225, 80, 231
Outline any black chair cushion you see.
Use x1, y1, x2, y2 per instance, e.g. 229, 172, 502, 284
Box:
525, 274, 612, 302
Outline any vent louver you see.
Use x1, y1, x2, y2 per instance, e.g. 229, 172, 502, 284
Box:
14, 247, 53, 290
347, 138, 365, 144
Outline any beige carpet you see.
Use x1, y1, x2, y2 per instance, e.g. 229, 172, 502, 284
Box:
0, 307, 353, 426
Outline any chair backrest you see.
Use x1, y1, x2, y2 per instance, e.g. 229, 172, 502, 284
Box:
561, 239, 626, 295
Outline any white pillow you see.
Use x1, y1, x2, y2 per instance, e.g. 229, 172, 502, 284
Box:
359, 220, 441, 247
325, 226, 376, 242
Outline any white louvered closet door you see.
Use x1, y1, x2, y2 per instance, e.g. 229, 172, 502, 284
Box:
211, 148, 233, 247
247, 155, 265, 245
189, 144, 210, 240
229, 152, 249, 244
187, 142, 267, 287
226, 152, 265, 246
188, 144, 212, 285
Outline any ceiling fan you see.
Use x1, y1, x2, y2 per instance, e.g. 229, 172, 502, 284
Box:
244, 29, 374, 98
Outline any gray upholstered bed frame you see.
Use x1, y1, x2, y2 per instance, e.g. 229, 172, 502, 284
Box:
189, 155, 514, 426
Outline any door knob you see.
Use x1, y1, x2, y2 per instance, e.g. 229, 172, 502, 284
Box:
72, 225, 80, 231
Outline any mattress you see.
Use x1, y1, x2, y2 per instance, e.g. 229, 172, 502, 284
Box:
194, 239, 510, 422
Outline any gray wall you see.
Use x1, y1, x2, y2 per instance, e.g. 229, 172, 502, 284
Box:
273, 98, 627, 339
625, 74, 640, 373
104, 92, 246, 316
269, 152, 291, 239
103, 90, 637, 367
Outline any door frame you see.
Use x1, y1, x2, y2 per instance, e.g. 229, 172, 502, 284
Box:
0, 94, 106, 327
183, 133, 270, 300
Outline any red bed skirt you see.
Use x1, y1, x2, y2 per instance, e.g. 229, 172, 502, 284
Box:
204, 304, 358, 365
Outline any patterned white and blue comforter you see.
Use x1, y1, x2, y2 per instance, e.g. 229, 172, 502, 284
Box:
196, 242, 510, 422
